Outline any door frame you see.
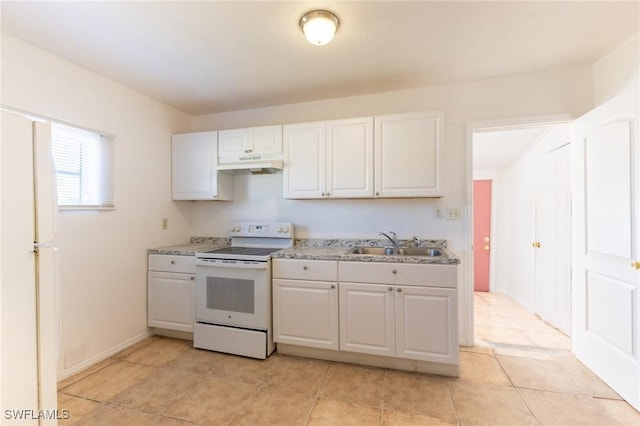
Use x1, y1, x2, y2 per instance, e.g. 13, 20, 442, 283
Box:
464, 114, 573, 346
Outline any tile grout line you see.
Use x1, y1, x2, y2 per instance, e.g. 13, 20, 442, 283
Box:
301, 359, 332, 425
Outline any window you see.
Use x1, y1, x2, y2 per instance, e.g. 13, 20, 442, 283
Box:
51, 123, 114, 210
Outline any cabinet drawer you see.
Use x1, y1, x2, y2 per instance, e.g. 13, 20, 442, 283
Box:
148, 254, 196, 274
339, 261, 457, 288
273, 259, 338, 281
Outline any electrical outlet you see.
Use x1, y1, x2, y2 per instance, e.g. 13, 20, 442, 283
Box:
162, 217, 168, 230
434, 207, 443, 220
446, 207, 460, 220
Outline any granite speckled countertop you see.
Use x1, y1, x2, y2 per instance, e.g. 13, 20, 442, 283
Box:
147, 237, 230, 256
148, 237, 460, 265
272, 239, 460, 265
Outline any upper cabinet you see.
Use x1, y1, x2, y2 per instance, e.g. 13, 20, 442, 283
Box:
374, 111, 445, 198
171, 131, 233, 201
218, 125, 282, 163
284, 117, 374, 199
284, 112, 445, 199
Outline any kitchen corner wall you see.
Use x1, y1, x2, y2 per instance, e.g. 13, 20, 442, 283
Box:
1, 33, 193, 378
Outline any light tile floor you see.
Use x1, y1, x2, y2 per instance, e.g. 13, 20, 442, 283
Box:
58, 292, 640, 425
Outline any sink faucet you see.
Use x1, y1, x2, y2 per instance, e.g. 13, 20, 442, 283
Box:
379, 231, 400, 247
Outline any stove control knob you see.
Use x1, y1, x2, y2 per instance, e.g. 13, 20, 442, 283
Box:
281, 226, 289, 233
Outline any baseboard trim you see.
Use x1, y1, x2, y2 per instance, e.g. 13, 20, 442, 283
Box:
57, 330, 152, 382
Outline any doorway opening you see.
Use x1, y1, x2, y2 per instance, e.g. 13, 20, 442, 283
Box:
468, 118, 573, 349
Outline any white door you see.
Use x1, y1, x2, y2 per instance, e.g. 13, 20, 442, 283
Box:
1, 111, 58, 424
534, 144, 572, 334
572, 86, 639, 410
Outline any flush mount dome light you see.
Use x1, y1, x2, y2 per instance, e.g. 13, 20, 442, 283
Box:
299, 10, 339, 46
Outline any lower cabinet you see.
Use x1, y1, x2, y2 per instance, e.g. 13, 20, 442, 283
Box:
272, 258, 458, 366
340, 282, 457, 363
148, 254, 196, 332
339, 261, 458, 364
272, 259, 339, 350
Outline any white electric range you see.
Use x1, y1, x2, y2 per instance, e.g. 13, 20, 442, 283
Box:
193, 222, 293, 359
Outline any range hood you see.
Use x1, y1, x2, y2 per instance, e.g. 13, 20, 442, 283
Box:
217, 160, 283, 175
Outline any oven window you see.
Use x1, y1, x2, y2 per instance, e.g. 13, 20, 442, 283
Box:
206, 277, 255, 314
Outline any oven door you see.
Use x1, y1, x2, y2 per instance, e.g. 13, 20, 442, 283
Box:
195, 259, 270, 330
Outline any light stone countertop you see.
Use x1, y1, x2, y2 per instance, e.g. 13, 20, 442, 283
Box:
147, 237, 460, 265
272, 239, 460, 265
147, 237, 231, 256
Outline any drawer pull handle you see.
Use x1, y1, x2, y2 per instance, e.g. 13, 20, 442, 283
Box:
397, 288, 402, 293
303, 266, 308, 270
330, 284, 335, 289
170, 261, 175, 264
388, 287, 393, 292
392, 269, 397, 274
190, 276, 194, 280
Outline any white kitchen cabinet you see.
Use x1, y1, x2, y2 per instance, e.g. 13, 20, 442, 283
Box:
171, 131, 233, 200
339, 282, 395, 357
272, 259, 339, 350
374, 111, 445, 198
218, 125, 282, 161
283, 117, 374, 199
147, 254, 196, 332
339, 261, 458, 364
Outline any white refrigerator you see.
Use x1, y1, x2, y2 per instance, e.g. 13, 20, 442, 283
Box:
1, 110, 59, 425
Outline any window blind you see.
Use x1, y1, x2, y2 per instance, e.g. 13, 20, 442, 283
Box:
51, 123, 114, 210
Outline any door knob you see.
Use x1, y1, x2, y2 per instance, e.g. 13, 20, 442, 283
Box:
483, 236, 490, 243
483, 245, 490, 251
532, 242, 541, 248
632, 261, 640, 270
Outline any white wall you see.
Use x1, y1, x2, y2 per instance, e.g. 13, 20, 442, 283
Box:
593, 33, 640, 106
1, 33, 193, 378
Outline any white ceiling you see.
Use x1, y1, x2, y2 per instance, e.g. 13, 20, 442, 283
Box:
473, 127, 549, 171
1, 1, 638, 115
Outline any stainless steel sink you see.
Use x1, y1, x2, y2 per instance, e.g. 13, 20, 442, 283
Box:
349, 246, 442, 257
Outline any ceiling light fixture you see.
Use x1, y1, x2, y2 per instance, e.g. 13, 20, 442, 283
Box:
299, 10, 339, 46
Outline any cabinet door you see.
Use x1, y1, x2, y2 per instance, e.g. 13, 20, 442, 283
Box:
327, 117, 374, 198
374, 111, 445, 197
172, 131, 232, 200
219, 126, 282, 159
283, 122, 326, 198
251, 125, 282, 155
339, 282, 395, 356
148, 271, 195, 332
273, 279, 338, 350
395, 286, 458, 364
218, 128, 249, 159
